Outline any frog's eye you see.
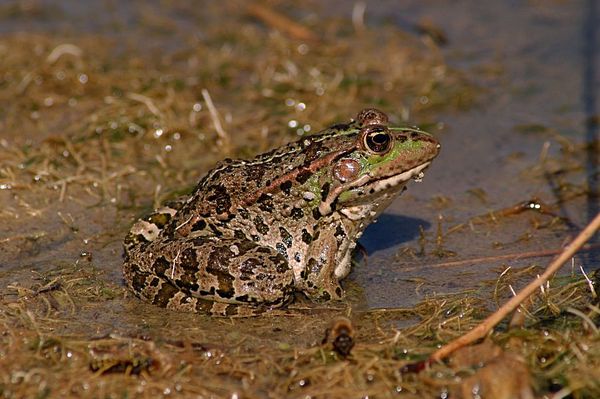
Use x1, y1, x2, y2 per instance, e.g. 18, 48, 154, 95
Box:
361, 125, 393, 155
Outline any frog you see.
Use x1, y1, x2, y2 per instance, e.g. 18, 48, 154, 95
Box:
122, 108, 440, 316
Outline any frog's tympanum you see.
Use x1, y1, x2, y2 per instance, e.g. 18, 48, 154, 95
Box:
123, 109, 440, 315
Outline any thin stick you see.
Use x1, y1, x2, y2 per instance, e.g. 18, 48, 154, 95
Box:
246, 3, 319, 42
429, 211, 600, 363
400, 243, 600, 272
201, 89, 230, 148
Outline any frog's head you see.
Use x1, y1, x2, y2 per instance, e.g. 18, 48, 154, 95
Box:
302, 108, 440, 219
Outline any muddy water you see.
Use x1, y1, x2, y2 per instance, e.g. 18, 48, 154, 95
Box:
1, 1, 597, 336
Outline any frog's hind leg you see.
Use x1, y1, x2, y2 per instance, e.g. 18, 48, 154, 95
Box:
123, 236, 296, 315
123, 263, 264, 316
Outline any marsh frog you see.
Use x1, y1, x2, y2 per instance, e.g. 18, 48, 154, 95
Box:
123, 109, 440, 315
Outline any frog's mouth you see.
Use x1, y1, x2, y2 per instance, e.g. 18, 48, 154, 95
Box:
365, 161, 431, 194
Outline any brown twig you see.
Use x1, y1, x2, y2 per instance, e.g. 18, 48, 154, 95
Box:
246, 3, 319, 42
444, 197, 572, 236
400, 242, 600, 272
428, 211, 600, 363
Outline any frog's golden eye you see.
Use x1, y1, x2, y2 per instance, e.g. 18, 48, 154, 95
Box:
361, 125, 393, 154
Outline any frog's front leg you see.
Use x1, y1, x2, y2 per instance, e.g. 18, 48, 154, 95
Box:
123, 236, 295, 312
300, 233, 347, 302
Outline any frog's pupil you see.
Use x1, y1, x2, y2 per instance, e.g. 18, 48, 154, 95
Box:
366, 131, 390, 153
372, 133, 387, 144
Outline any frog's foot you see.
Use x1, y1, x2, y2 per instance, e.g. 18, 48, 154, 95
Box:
302, 280, 344, 302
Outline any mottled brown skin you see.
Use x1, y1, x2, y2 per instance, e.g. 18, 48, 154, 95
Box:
123, 109, 440, 315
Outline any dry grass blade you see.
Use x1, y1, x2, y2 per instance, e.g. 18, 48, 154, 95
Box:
126, 92, 164, 118
429, 211, 600, 363
201, 88, 230, 149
